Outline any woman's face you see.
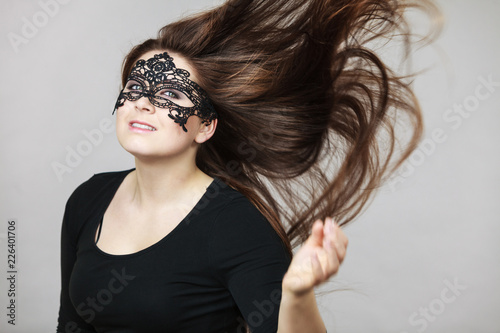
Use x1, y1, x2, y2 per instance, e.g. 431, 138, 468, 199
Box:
114, 50, 216, 161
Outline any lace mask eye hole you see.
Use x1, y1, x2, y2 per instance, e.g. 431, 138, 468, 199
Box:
153, 88, 195, 108
123, 80, 145, 98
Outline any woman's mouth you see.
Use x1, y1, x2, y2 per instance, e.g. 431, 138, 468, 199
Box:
129, 121, 157, 132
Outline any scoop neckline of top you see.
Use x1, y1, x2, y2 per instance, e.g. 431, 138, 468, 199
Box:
92, 168, 221, 259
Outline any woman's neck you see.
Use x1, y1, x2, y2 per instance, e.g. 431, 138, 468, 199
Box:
128, 156, 213, 211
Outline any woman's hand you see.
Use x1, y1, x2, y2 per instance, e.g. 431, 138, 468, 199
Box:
282, 217, 348, 296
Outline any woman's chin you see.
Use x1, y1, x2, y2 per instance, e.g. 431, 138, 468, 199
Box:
120, 143, 186, 163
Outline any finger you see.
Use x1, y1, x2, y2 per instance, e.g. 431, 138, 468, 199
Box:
322, 218, 345, 265
323, 218, 336, 253
323, 219, 341, 275
324, 245, 340, 277
308, 219, 325, 246
332, 221, 348, 263
311, 252, 327, 283
338, 226, 349, 249
323, 218, 330, 249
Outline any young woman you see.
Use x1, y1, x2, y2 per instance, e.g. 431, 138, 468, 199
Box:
57, 0, 440, 332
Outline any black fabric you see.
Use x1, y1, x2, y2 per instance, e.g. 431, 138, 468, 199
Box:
56, 168, 291, 333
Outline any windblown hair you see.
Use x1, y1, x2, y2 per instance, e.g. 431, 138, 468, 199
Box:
120, 0, 442, 255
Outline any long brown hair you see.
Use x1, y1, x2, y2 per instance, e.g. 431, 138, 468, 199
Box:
119, 0, 442, 256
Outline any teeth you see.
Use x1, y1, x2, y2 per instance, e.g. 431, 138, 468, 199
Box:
131, 123, 156, 131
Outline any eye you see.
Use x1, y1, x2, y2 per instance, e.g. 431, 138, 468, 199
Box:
160, 90, 179, 99
154, 87, 194, 107
127, 83, 143, 91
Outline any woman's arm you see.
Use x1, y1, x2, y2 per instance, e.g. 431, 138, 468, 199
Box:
277, 218, 348, 333
209, 197, 293, 333
56, 183, 98, 333
278, 288, 326, 333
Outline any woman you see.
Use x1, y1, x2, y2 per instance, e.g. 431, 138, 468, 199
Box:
57, 0, 440, 332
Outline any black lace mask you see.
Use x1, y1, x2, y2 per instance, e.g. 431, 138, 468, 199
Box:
112, 51, 217, 132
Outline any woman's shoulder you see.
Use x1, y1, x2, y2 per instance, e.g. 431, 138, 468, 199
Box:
209, 177, 247, 202
206, 179, 291, 279
75, 168, 133, 191
86, 168, 135, 186
208, 178, 277, 239
207, 177, 263, 217
66, 168, 134, 208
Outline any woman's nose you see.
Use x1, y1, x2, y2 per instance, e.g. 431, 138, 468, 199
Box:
134, 94, 155, 113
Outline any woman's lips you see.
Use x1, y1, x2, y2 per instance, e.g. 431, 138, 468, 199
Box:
129, 121, 157, 132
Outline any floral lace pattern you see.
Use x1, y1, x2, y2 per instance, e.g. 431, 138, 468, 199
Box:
113, 52, 217, 132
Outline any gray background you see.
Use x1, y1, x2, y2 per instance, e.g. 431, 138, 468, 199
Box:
1, 0, 499, 332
